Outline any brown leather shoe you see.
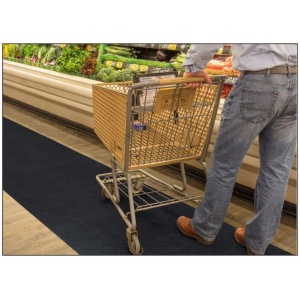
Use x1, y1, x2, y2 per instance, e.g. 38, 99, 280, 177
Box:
176, 216, 215, 245
234, 228, 256, 255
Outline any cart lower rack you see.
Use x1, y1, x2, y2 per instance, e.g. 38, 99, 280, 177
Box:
93, 75, 226, 254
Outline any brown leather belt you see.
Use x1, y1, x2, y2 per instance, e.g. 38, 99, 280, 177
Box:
242, 66, 297, 75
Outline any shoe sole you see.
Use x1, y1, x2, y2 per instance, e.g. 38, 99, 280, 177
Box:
176, 220, 214, 245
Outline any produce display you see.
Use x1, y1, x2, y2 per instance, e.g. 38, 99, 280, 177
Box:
55, 45, 97, 75
3, 43, 99, 76
100, 44, 178, 73
3, 44, 55, 66
3, 43, 189, 80
3, 43, 239, 97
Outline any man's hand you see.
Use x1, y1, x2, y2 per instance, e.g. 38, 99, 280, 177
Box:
184, 70, 211, 88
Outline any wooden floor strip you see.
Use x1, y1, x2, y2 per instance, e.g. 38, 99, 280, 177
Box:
3, 191, 78, 255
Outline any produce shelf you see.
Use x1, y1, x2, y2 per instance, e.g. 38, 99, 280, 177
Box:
111, 43, 190, 52
103, 60, 175, 73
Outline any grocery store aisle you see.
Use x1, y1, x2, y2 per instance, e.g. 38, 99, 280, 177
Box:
2, 100, 297, 255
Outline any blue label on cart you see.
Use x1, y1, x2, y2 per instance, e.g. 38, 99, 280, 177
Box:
134, 123, 147, 131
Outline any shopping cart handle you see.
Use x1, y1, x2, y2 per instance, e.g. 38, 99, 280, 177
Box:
130, 75, 227, 89
158, 75, 227, 86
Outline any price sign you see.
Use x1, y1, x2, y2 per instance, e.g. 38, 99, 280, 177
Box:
168, 44, 177, 50
130, 64, 138, 71
139, 65, 148, 72
105, 61, 113, 67
115, 62, 123, 68
86, 45, 93, 51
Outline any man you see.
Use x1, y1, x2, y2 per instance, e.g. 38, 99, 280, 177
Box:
177, 44, 297, 255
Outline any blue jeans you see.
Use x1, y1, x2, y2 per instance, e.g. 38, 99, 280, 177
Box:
192, 73, 297, 255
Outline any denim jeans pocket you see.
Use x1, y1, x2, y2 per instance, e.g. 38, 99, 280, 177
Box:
240, 89, 278, 123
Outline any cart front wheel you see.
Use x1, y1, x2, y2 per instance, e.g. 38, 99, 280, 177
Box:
126, 229, 143, 255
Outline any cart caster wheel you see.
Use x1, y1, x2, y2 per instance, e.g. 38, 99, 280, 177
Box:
132, 178, 144, 194
132, 185, 143, 194
102, 183, 114, 200
126, 229, 143, 255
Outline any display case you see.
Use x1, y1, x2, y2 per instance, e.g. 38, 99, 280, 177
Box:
3, 60, 98, 130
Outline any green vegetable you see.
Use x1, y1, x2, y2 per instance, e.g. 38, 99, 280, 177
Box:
17, 44, 26, 58
96, 67, 110, 81
137, 59, 172, 68
102, 73, 111, 82
7, 44, 18, 57
56, 45, 89, 73
109, 71, 118, 82
108, 45, 134, 52
105, 45, 138, 58
96, 67, 133, 82
105, 46, 136, 57
31, 44, 41, 56
119, 69, 133, 81
23, 44, 35, 60
174, 52, 186, 63
171, 52, 186, 70
171, 61, 185, 71
38, 45, 50, 61
45, 47, 57, 62
103, 67, 114, 75
102, 54, 138, 64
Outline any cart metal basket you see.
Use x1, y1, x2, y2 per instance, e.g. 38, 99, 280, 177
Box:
92, 75, 226, 254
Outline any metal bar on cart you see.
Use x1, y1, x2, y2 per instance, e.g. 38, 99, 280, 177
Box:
129, 75, 223, 90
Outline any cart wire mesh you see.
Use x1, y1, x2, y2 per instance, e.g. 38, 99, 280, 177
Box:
93, 77, 225, 172
98, 169, 202, 215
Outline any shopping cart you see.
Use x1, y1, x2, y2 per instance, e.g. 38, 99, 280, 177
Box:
92, 75, 227, 255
